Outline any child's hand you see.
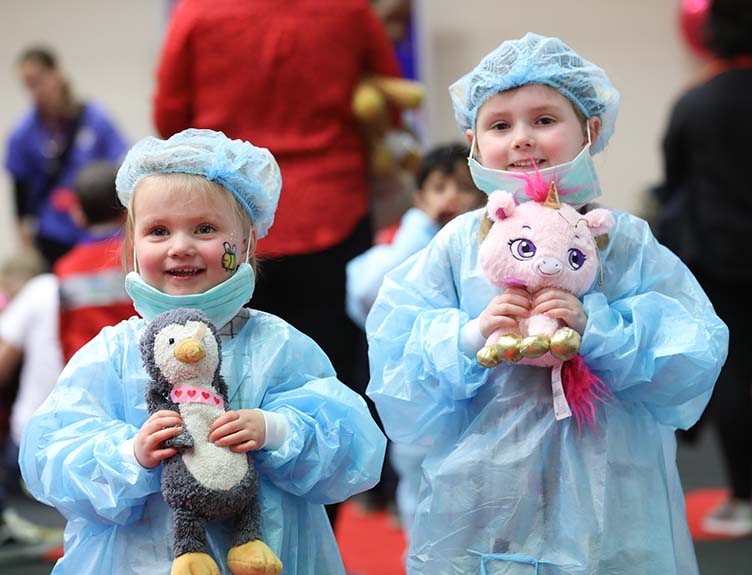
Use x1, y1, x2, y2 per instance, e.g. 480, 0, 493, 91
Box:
532, 288, 587, 334
209, 409, 265, 453
134, 410, 184, 469
479, 287, 531, 338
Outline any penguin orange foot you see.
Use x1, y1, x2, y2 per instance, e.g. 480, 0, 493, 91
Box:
227, 540, 283, 575
170, 552, 220, 575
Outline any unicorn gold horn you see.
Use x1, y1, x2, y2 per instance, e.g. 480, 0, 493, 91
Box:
543, 181, 561, 209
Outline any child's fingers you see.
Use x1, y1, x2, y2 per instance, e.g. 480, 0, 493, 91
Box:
531, 288, 575, 305
491, 300, 530, 319
210, 411, 239, 433
496, 292, 532, 309
532, 299, 567, 315
229, 439, 258, 453
152, 409, 182, 419
148, 412, 183, 430
152, 447, 179, 462
150, 426, 183, 446
150, 410, 183, 423
504, 286, 531, 300
545, 308, 587, 333
208, 420, 242, 442
212, 429, 250, 447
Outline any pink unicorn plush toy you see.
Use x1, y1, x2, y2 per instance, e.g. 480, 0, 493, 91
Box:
477, 179, 614, 426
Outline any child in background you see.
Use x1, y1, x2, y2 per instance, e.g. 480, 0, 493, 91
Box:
347, 143, 484, 534
347, 142, 484, 328
1, 161, 133, 484
0, 250, 50, 547
19, 129, 386, 575
366, 33, 728, 574
54, 160, 134, 363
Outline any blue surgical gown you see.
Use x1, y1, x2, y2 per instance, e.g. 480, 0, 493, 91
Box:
20, 310, 386, 575
366, 209, 728, 575
346, 207, 439, 328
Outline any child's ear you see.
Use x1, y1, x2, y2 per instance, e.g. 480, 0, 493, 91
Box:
413, 188, 428, 212
465, 128, 474, 148
587, 117, 602, 152
244, 227, 258, 261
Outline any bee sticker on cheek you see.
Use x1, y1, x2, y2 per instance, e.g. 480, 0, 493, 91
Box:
221, 242, 237, 272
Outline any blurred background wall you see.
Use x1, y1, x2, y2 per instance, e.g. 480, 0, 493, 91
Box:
0, 0, 702, 262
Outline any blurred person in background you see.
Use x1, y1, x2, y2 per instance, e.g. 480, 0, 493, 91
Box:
153, 0, 401, 526
654, 0, 752, 537
0, 249, 61, 549
0, 161, 133, 548
53, 161, 133, 364
5, 46, 127, 266
346, 142, 484, 531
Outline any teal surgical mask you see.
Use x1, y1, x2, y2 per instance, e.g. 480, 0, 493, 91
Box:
468, 127, 601, 205
125, 263, 255, 329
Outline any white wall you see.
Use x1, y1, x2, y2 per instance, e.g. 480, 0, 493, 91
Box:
0, 1, 704, 263
415, 0, 703, 213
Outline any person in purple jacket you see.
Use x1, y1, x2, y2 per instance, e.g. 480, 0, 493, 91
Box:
5, 46, 127, 265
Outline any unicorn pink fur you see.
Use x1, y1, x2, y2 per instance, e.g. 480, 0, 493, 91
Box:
477, 179, 614, 428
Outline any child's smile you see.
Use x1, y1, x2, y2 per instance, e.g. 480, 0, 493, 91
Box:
507, 158, 548, 171
165, 266, 206, 281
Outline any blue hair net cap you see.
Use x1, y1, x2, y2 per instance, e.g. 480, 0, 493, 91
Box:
116, 128, 282, 238
449, 32, 620, 154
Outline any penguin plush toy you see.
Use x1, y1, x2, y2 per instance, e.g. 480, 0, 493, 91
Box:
140, 308, 282, 575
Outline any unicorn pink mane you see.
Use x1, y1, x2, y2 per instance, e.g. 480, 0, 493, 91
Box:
561, 355, 613, 431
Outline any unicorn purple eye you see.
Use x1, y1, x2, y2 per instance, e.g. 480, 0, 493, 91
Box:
567, 248, 586, 270
509, 238, 537, 261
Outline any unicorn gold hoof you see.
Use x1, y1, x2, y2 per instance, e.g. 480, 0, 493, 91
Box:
477, 344, 501, 368
494, 333, 523, 363
549, 328, 581, 361
171, 552, 220, 575
519, 335, 550, 358
227, 539, 283, 575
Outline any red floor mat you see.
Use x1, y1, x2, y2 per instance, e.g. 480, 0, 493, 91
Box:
335, 488, 742, 573
684, 487, 745, 541
335, 500, 407, 575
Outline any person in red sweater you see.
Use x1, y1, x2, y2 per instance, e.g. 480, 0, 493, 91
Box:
55, 161, 134, 363
153, 0, 402, 525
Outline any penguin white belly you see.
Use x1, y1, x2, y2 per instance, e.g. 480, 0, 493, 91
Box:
179, 403, 249, 490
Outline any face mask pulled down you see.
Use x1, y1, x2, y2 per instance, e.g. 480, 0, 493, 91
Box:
468, 130, 602, 205
125, 262, 255, 329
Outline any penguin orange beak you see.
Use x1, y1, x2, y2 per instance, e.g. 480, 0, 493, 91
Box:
174, 323, 207, 363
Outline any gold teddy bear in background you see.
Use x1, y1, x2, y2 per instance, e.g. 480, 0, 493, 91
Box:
353, 76, 424, 177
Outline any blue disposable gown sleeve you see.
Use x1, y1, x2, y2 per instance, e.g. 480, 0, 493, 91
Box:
580, 212, 729, 429
247, 321, 387, 504
346, 208, 439, 328
366, 216, 492, 444
19, 326, 162, 526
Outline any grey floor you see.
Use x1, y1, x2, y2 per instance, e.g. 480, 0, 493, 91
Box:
676, 427, 752, 575
0, 427, 749, 575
